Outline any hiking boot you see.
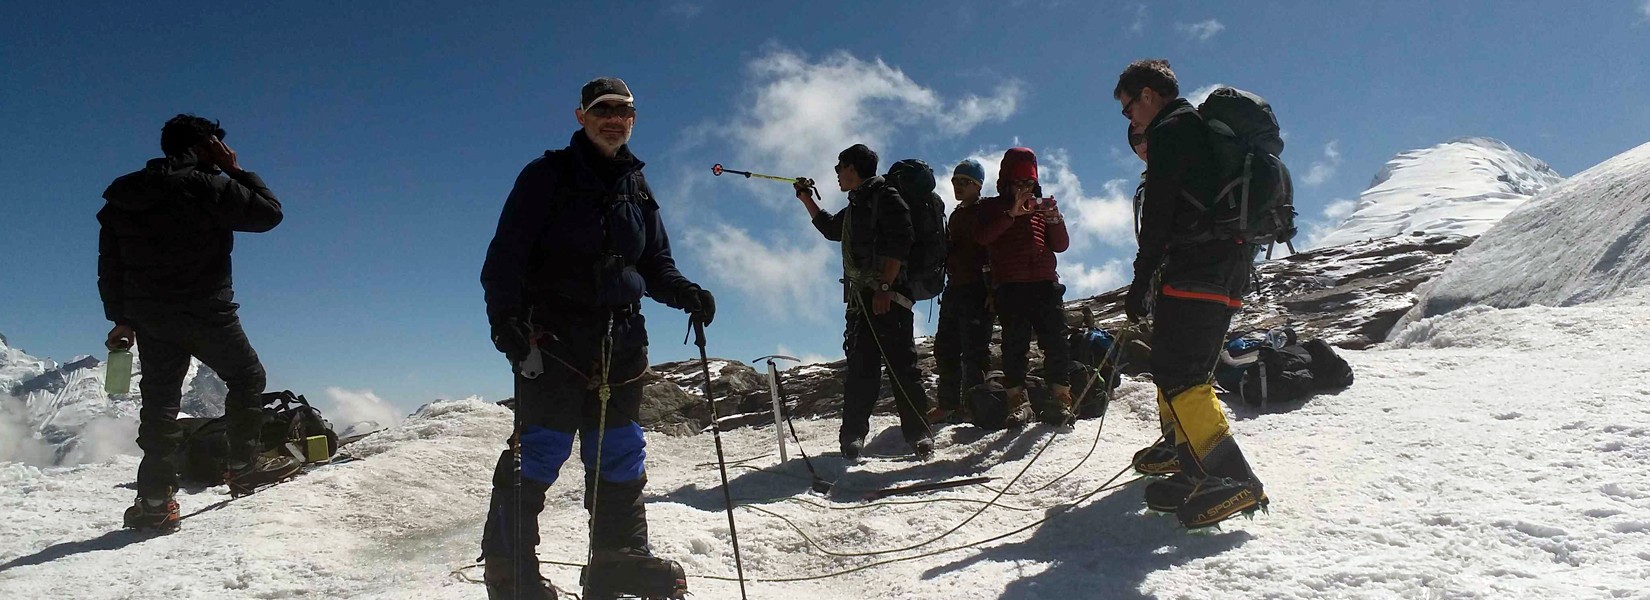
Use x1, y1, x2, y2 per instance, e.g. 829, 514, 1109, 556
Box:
1176, 477, 1268, 529
840, 436, 865, 460
485, 556, 558, 600
225, 454, 301, 496
1132, 441, 1181, 476
1003, 387, 1035, 426
122, 493, 180, 532
910, 436, 935, 460
581, 548, 687, 600
1143, 472, 1196, 513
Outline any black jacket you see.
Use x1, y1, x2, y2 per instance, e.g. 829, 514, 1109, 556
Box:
811, 176, 913, 291
98, 153, 283, 324
1135, 99, 1252, 307
480, 130, 697, 325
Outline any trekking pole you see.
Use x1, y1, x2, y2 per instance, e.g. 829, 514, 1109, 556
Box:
691, 319, 749, 599
756, 355, 831, 495
711, 164, 821, 198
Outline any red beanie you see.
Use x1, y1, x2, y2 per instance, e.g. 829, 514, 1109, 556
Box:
1000, 147, 1038, 182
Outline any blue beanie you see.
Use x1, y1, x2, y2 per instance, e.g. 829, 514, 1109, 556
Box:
953, 159, 985, 185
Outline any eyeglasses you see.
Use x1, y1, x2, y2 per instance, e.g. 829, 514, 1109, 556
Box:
1121, 95, 1138, 118
834, 164, 848, 173
950, 177, 977, 187
585, 102, 636, 119
1129, 132, 1146, 147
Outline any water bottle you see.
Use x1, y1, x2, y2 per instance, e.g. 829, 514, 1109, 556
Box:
105, 348, 134, 395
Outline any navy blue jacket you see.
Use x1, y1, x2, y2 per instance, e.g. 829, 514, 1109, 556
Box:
481, 131, 697, 325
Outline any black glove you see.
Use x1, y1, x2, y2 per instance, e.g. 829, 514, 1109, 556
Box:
491, 316, 533, 362
683, 286, 716, 326
1124, 279, 1151, 322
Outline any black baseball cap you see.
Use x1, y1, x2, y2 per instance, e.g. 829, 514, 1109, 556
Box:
581, 77, 634, 111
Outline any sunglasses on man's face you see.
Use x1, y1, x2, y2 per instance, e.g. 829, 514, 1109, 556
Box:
950, 177, 977, 187
834, 164, 848, 174
1121, 95, 1138, 118
586, 102, 636, 119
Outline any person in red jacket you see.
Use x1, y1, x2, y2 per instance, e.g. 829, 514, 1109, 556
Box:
975, 147, 1074, 423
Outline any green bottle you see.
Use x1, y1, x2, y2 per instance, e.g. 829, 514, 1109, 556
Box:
105, 349, 133, 395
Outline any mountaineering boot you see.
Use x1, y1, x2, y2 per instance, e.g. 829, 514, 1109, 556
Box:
1177, 476, 1267, 528
1142, 472, 1196, 513
484, 556, 558, 600
581, 548, 688, 600
1132, 440, 1181, 476
909, 434, 935, 460
224, 454, 301, 496
122, 492, 180, 532
1003, 386, 1033, 426
840, 435, 865, 460
1039, 383, 1075, 426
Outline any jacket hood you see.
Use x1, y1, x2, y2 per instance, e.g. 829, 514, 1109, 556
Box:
102, 152, 207, 211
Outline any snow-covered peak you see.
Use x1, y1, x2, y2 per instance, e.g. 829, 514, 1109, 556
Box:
1313, 137, 1562, 249
1402, 140, 1650, 323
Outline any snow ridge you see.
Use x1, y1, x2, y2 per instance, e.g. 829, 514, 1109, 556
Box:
1313, 137, 1562, 248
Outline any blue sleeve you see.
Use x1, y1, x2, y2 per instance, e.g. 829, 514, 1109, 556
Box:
481, 158, 556, 324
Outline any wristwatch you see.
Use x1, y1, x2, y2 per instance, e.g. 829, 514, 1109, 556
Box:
875, 281, 892, 292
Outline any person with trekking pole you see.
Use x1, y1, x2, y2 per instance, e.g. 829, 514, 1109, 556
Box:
1115, 59, 1268, 528
792, 144, 934, 460
479, 76, 710, 599
100, 114, 298, 532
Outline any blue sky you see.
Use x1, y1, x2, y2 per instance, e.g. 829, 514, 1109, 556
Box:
3, 1, 1648, 412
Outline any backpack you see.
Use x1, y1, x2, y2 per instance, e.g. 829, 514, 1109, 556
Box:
1065, 327, 1124, 420
884, 159, 948, 301
171, 390, 340, 486
1217, 328, 1354, 407
1194, 88, 1297, 255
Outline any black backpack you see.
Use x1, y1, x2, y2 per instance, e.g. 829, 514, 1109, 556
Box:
172, 390, 340, 485
884, 159, 947, 301
1219, 330, 1354, 407
1194, 88, 1297, 254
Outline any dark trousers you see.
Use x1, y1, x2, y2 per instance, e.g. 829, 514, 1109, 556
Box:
841, 291, 929, 445
1149, 296, 1234, 396
131, 309, 267, 499
482, 312, 651, 582
932, 282, 992, 410
996, 281, 1072, 388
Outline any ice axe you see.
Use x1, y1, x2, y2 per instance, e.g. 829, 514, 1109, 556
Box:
752, 354, 832, 495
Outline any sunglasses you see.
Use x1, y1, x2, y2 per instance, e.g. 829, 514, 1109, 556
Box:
585, 102, 636, 119
1121, 95, 1138, 118
1129, 132, 1146, 147
834, 164, 848, 173
950, 177, 978, 187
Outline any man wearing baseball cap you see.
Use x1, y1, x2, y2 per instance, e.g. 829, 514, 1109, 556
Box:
479, 76, 711, 599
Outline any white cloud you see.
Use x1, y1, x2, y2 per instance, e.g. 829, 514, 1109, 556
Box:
323, 387, 404, 432
664, 1, 702, 18
1128, 3, 1148, 34
1299, 198, 1359, 250
775, 345, 836, 366
709, 48, 1022, 208
1642, 0, 1650, 19
1176, 19, 1226, 42
1301, 140, 1343, 187
686, 223, 834, 321
1039, 150, 1137, 250
1188, 82, 1228, 106
1059, 260, 1129, 299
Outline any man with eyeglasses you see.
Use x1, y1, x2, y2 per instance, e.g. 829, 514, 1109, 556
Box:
975, 147, 1075, 425
479, 76, 713, 599
793, 144, 933, 460
928, 159, 994, 424
1115, 58, 1268, 529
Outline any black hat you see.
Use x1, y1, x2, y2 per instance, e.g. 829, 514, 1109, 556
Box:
838, 144, 878, 180
581, 77, 634, 111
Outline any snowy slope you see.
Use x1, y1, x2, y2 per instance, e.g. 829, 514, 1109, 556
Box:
1313, 137, 1562, 249
5, 295, 1650, 599
1406, 141, 1650, 321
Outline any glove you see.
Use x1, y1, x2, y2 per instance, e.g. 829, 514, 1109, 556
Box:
491, 316, 533, 362
683, 286, 716, 326
1124, 279, 1151, 322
